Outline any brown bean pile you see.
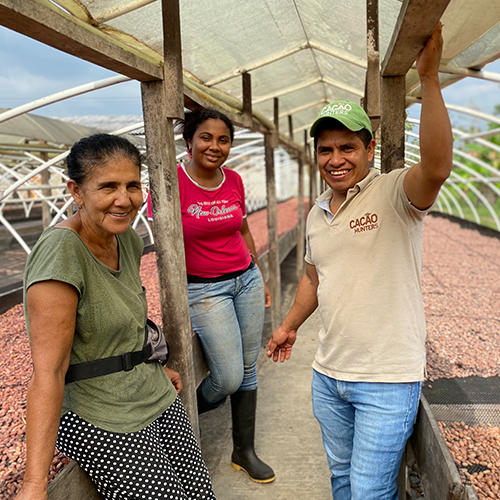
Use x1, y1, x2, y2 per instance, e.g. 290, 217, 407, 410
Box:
439, 421, 500, 499
422, 216, 500, 381
0, 209, 499, 499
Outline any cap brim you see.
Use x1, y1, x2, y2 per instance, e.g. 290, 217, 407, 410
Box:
310, 116, 366, 138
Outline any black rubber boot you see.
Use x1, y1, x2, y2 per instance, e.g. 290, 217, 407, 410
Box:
197, 385, 224, 415
230, 389, 275, 483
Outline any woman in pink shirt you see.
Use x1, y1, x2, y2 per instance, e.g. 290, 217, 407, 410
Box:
149, 109, 274, 484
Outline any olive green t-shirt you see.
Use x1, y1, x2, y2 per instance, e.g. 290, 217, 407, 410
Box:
24, 226, 177, 433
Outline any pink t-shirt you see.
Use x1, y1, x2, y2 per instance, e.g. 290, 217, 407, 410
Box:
148, 165, 251, 278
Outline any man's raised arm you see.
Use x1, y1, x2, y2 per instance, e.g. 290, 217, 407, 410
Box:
404, 23, 453, 210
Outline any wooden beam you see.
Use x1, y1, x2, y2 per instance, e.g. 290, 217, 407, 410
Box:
380, 76, 406, 172
242, 72, 253, 128
296, 153, 305, 281
0, 0, 163, 81
162, 0, 184, 118
381, 0, 451, 76
265, 133, 281, 331
141, 81, 199, 434
365, 0, 381, 133
183, 87, 243, 125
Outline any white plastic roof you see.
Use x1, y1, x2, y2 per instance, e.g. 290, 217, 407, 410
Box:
3, 0, 500, 142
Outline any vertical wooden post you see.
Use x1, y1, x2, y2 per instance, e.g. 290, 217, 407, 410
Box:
265, 133, 281, 331
162, 0, 184, 119
141, 82, 198, 434
141, 0, 199, 435
270, 97, 280, 149
306, 131, 313, 211
288, 115, 294, 143
40, 150, 51, 228
380, 76, 406, 173
242, 72, 252, 128
296, 153, 305, 281
308, 142, 317, 208
366, 0, 381, 134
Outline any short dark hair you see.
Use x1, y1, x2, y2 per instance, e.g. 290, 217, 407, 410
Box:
67, 134, 142, 185
313, 119, 372, 151
176, 109, 234, 146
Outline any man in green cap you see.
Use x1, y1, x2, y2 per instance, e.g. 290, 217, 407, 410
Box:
267, 24, 452, 500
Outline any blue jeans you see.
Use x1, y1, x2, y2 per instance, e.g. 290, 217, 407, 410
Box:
311, 370, 422, 500
188, 264, 265, 405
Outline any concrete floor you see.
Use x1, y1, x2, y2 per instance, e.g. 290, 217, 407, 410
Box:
199, 251, 332, 499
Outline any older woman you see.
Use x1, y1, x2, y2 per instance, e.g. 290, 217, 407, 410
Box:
17, 134, 215, 500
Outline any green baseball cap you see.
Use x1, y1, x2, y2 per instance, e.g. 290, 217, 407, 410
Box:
310, 100, 373, 139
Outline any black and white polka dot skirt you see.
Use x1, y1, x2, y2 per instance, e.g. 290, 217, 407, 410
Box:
57, 396, 216, 499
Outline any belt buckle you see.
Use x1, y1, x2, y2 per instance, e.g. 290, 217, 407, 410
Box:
121, 352, 134, 371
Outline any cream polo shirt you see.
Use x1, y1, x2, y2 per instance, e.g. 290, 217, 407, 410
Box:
305, 167, 430, 383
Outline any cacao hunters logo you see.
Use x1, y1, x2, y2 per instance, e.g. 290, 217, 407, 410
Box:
349, 212, 379, 234
321, 102, 352, 117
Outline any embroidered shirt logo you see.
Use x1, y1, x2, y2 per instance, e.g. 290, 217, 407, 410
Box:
349, 213, 379, 234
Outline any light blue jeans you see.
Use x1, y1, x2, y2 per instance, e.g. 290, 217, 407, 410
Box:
188, 264, 265, 405
312, 370, 422, 500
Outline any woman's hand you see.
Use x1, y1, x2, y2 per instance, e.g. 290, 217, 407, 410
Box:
263, 281, 272, 308
163, 367, 183, 394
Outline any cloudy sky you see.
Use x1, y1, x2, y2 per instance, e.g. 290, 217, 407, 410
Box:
1, 25, 499, 130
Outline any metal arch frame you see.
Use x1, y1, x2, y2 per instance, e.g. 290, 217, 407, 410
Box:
404, 138, 500, 200
404, 133, 500, 182
0, 161, 67, 217
404, 138, 499, 229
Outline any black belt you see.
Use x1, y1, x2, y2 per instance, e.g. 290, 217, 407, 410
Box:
187, 258, 255, 284
65, 349, 145, 384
